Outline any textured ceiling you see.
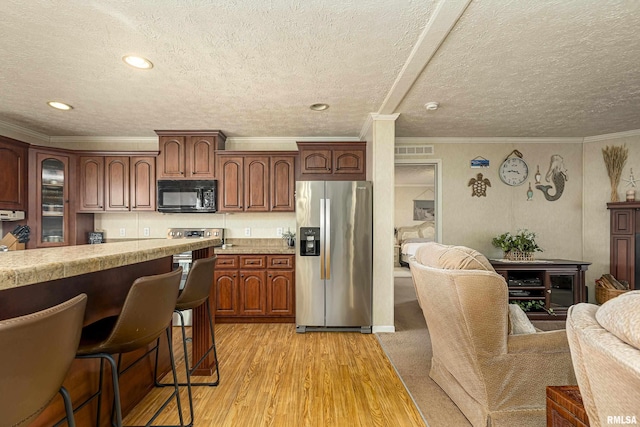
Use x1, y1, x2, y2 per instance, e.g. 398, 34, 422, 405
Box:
0, 0, 638, 139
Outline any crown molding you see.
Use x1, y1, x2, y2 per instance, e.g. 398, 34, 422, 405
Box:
227, 136, 361, 144
583, 129, 640, 143
0, 120, 50, 144
395, 136, 584, 144
49, 136, 157, 144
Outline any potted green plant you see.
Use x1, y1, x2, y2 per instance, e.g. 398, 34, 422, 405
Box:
492, 229, 542, 261
282, 230, 296, 248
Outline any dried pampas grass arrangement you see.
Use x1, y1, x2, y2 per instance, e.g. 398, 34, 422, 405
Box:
602, 144, 628, 202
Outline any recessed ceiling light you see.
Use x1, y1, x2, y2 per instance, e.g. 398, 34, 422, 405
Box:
122, 55, 154, 69
310, 103, 329, 111
424, 102, 439, 111
47, 101, 73, 111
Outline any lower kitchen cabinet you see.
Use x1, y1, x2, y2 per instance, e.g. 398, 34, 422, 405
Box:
214, 254, 295, 323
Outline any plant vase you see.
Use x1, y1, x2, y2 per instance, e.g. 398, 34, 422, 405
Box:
504, 250, 534, 261
287, 237, 295, 248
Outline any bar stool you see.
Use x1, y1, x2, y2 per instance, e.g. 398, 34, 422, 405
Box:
154, 256, 219, 425
0, 294, 87, 427
74, 268, 184, 427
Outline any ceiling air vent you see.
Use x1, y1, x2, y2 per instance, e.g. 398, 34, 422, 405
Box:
394, 145, 434, 156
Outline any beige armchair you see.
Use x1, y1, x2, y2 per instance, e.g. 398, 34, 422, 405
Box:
408, 242, 576, 427
566, 292, 640, 427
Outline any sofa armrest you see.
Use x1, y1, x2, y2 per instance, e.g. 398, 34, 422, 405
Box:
507, 329, 570, 354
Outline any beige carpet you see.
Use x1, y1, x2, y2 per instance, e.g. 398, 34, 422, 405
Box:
377, 275, 566, 427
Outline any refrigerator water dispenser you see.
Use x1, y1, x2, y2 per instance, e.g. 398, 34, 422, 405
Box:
299, 227, 320, 256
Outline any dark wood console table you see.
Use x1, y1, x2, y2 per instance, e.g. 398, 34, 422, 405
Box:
608, 202, 640, 290
490, 259, 590, 320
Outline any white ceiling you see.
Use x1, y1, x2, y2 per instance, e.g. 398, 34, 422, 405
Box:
1, 0, 639, 140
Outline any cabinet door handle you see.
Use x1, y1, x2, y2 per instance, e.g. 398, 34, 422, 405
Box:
268, 274, 272, 278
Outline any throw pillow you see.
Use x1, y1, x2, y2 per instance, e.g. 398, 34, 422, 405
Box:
508, 304, 537, 335
596, 290, 640, 348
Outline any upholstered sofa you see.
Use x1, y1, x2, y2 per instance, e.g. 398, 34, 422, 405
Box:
566, 291, 640, 427
408, 242, 577, 427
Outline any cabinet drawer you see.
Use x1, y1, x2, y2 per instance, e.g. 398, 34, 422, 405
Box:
240, 255, 266, 269
216, 255, 238, 268
267, 255, 294, 269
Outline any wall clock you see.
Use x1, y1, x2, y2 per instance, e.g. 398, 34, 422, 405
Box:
499, 150, 528, 186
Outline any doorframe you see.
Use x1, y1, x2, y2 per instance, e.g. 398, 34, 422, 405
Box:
394, 158, 442, 243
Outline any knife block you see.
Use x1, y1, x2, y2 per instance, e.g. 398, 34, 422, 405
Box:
0, 233, 25, 250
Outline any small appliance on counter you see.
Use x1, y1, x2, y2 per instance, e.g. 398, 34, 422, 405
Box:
167, 227, 224, 326
88, 232, 104, 244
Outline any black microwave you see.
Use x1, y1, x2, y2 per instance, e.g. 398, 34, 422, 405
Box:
157, 180, 217, 213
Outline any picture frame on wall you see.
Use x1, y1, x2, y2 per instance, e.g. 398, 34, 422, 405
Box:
413, 200, 435, 221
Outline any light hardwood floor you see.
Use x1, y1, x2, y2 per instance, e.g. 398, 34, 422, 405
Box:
125, 323, 426, 426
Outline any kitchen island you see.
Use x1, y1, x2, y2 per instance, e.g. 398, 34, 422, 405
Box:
0, 238, 220, 426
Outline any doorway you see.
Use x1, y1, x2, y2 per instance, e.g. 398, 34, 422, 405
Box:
394, 159, 442, 276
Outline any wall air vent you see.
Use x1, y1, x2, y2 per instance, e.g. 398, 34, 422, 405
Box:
394, 145, 434, 156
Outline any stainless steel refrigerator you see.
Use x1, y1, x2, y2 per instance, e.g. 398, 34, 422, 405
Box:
295, 181, 373, 333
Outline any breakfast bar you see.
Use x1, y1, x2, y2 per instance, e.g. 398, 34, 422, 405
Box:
0, 238, 220, 426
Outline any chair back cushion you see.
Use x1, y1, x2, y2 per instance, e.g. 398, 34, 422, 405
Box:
414, 242, 495, 271
0, 294, 87, 427
79, 268, 182, 355
176, 256, 217, 311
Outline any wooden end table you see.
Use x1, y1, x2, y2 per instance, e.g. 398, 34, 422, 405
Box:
546, 385, 590, 426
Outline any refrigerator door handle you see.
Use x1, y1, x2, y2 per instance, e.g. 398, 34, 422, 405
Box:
325, 198, 331, 279
320, 198, 325, 279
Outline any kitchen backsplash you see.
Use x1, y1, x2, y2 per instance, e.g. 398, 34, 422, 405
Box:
94, 211, 296, 241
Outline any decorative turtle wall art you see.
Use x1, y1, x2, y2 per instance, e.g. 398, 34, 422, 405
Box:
468, 173, 491, 197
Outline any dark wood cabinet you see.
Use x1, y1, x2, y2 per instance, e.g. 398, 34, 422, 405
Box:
129, 156, 156, 211
105, 156, 130, 211
608, 202, 640, 290
296, 141, 366, 180
78, 156, 104, 211
155, 130, 226, 179
28, 147, 93, 248
217, 152, 296, 213
270, 156, 295, 211
215, 254, 295, 322
491, 260, 590, 320
78, 154, 155, 212
0, 136, 28, 211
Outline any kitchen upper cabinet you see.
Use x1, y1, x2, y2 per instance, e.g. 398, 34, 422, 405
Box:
296, 141, 366, 181
78, 154, 156, 212
155, 130, 226, 179
129, 156, 155, 211
0, 136, 28, 211
78, 156, 104, 211
27, 147, 92, 248
270, 156, 295, 211
217, 152, 296, 213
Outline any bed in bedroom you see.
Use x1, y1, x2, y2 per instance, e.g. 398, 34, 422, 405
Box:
395, 221, 435, 267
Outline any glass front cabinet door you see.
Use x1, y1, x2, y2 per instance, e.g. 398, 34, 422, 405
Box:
36, 153, 69, 246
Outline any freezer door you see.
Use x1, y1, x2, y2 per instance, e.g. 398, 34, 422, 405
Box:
295, 181, 326, 327
325, 181, 372, 327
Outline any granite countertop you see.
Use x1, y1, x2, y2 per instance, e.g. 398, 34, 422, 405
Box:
0, 238, 221, 290
214, 238, 296, 255
214, 245, 296, 255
